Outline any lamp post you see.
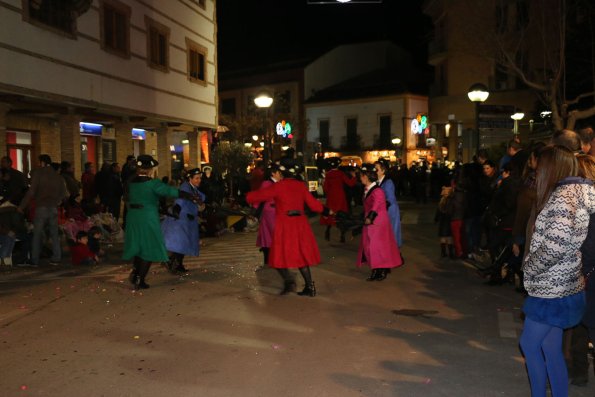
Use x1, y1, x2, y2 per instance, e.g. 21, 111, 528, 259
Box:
467, 83, 489, 154
511, 111, 524, 137
254, 93, 273, 165
391, 137, 402, 161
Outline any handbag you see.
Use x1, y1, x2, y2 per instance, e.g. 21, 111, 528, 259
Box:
482, 208, 502, 229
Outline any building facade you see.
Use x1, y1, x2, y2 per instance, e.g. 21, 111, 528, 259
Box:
0, 0, 218, 178
218, 41, 429, 166
424, 0, 539, 161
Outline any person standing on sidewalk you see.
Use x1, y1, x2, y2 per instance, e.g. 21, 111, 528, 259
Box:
123, 155, 201, 289
321, 157, 356, 243
246, 158, 331, 297
520, 145, 595, 397
18, 154, 68, 266
356, 164, 403, 281
161, 168, 205, 274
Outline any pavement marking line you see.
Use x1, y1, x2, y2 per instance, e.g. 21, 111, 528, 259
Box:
498, 311, 519, 338
0, 273, 116, 283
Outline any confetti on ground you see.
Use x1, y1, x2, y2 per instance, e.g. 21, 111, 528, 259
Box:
20, 385, 28, 390
134, 335, 140, 339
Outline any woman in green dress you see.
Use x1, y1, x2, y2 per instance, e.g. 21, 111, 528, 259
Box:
123, 155, 198, 289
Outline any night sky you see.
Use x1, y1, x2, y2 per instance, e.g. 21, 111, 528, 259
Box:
216, 0, 433, 73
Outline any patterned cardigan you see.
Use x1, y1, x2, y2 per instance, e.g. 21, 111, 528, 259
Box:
523, 177, 595, 298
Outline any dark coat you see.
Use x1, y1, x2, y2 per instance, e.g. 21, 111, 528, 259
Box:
487, 176, 522, 230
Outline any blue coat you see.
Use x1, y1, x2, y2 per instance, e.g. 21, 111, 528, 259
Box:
161, 182, 205, 256
379, 177, 402, 247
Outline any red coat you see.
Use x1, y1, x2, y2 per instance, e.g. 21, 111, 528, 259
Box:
71, 243, 96, 266
247, 178, 324, 268
357, 185, 403, 269
321, 168, 356, 225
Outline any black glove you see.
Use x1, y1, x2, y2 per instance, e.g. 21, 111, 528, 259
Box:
322, 206, 331, 217
179, 190, 203, 205
366, 210, 378, 224
170, 204, 181, 219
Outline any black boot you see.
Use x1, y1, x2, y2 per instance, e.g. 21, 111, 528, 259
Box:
340, 230, 346, 243
174, 254, 187, 273
165, 255, 178, 274
376, 268, 389, 281
276, 268, 296, 295
366, 269, 380, 281
324, 226, 331, 241
262, 247, 270, 266
135, 259, 152, 289
297, 266, 316, 297
441, 243, 447, 258
129, 257, 140, 286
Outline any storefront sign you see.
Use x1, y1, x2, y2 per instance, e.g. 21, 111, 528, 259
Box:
132, 128, 146, 140
411, 114, 429, 135
275, 120, 293, 138
79, 122, 103, 136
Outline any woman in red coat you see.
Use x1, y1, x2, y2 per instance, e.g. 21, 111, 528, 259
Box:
247, 159, 330, 297
357, 164, 403, 281
321, 157, 356, 242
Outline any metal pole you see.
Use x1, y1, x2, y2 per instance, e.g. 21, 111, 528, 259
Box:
475, 101, 480, 154
263, 109, 269, 165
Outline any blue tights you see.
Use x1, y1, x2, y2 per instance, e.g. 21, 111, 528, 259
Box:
519, 317, 567, 397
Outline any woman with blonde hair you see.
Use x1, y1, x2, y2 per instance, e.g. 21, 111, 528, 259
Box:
520, 146, 595, 397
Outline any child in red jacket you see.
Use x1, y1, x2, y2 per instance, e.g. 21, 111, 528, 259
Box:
71, 231, 98, 266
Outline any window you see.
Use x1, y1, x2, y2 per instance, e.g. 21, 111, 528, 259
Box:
515, 0, 529, 30
494, 63, 508, 90
495, 3, 509, 33
24, 0, 76, 35
102, 140, 116, 164
100, 0, 130, 57
378, 115, 391, 148
345, 118, 358, 150
274, 91, 291, 114
221, 98, 236, 115
145, 17, 170, 71
319, 120, 330, 150
186, 38, 207, 85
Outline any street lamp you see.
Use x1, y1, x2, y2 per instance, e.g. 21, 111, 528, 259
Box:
254, 92, 273, 164
511, 111, 524, 136
467, 83, 489, 154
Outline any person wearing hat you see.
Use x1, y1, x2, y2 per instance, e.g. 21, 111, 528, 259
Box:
161, 168, 206, 273
321, 156, 356, 242
375, 159, 403, 248
123, 155, 200, 289
253, 163, 283, 269
246, 158, 331, 296
357, 164, 403, 281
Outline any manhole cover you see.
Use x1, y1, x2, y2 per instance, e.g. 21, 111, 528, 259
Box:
392, 309, 438, 317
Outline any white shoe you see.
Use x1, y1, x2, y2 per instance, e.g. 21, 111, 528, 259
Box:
3, 256, 12, 266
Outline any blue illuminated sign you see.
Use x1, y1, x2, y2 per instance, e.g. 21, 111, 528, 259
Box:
132, 128, 146, 140
79, 122, 103, 136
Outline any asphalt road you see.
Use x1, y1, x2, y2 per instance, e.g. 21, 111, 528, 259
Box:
0, 201, 593, 396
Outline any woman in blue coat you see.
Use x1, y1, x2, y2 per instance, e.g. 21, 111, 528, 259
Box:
161, 168, 205, 273
375, 159, 402, 247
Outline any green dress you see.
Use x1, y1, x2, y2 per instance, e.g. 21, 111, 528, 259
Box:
122, 178, 179, 262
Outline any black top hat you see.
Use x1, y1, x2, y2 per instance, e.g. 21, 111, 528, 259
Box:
186, 168, 202, 178
375, 158, 390, 170
279, 157, 299, 176
327, 157, 341, 169
360, 163, 378, 182
136, 154, 159, 169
